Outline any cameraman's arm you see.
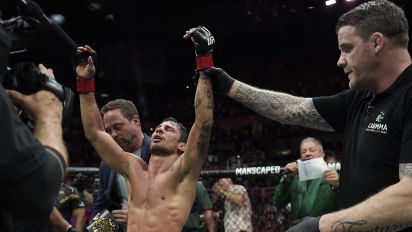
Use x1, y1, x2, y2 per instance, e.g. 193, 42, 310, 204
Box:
7, 87, 68, 165
7, 64, 68, 164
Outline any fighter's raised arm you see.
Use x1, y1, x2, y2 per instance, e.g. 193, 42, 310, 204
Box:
182, 26, 214, 181
76, 45, 131, 177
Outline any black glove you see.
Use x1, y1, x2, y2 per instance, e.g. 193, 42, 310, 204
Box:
72, 173, 88, 192
286, 216, 321, 232
194, 67, 235, 95
191, 26, 215, 56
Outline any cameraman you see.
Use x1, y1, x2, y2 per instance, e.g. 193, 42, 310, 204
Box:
1, 27, 68, 230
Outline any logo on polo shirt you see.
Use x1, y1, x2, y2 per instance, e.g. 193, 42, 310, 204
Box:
376, 111, 385, 122
366, 111, 387, 134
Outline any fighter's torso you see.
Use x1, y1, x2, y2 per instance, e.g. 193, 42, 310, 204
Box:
125, 155, 196, 232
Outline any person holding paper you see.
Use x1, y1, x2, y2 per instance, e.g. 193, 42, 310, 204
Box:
272, 137, 339, 228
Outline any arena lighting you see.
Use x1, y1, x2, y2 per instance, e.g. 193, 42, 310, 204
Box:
88, 1, 102, 11
325, 0, 336, 6
49, 14, 65, 25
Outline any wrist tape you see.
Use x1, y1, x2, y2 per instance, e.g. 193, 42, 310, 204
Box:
76, 78, 95, 93
196, 55, 213, 69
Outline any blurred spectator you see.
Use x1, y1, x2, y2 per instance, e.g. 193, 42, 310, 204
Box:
212, 178, 252, 232
49, 183, 86, 232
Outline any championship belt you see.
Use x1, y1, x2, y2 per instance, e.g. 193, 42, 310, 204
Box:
86, 209, 119, 232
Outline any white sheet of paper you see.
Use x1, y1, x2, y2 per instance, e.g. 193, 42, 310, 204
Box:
298, 158, 328, 181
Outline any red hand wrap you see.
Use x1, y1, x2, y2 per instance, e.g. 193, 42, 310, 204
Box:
76, 79, 95, 93
196, 55, 214, 69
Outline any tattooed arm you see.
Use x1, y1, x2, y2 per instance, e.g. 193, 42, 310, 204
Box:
228, 81, 334, 132
316, 163, 412, 232
181, 72, 214, 181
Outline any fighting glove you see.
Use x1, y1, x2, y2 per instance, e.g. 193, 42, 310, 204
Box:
286, 216, 321, 232
191, 26, 215, 55
190, 26, 215, 69
194, 67, 235, 95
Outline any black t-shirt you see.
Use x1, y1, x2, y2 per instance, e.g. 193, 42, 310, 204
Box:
313, 65, 412, 210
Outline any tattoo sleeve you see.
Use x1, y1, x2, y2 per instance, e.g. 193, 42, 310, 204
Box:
232, 82, 334, 131
195, 74, 214, 160
195, 75, 214, 110
197, 120, 213, 160
330, 220, 412, 232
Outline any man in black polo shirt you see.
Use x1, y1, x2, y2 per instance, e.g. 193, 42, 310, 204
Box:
187, 0, 412, 231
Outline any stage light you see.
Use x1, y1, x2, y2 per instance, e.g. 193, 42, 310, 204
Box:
325, 0, 336, 6
49, 14, 65, 25
88, 2, 102, 11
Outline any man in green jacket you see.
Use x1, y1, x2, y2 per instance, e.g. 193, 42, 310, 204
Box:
272, 137, 339, 228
